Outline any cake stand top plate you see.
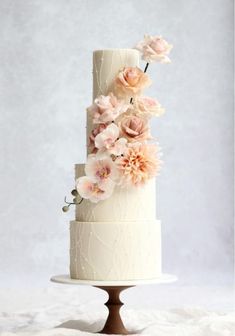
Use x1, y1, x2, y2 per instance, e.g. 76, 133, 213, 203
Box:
50, 274, 177, 287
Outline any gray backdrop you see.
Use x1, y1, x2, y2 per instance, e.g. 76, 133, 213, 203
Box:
0, 0, 233, 287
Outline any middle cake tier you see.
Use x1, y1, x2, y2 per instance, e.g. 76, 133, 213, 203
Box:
75, 164, 157, 222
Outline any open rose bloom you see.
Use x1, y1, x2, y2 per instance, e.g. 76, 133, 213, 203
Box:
119, 114, 151, 142
115, 67, 151, 97
75, 34, 171, 203
134, 96, 165, 117
135, 35, 173, 63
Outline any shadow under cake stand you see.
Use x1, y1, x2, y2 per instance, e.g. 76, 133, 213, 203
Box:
51, 274, 177, 335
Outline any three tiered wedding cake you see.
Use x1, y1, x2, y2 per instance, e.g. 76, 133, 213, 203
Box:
63, 35, 172, 281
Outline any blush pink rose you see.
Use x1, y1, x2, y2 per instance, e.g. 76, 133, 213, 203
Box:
119, 114, 151, 142
87, 93, 129, 124
115, 67, 151, 97
135, 35, 173, 63
134, 96, 165, 117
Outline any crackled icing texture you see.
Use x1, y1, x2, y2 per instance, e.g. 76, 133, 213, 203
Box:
70, 220, 161, 280
75, 164, 156, 221
87, 49, 139, 149
93, 49, 139, 99
70, 49, 162, 281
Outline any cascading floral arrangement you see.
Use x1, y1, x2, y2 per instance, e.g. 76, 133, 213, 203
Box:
63, 35, 172, 211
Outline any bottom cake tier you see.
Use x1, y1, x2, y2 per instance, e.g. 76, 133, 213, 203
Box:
70, 220, 161, 281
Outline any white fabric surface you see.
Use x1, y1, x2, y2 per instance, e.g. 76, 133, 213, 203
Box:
1, 289, 234, 336
1, 308, 235, 336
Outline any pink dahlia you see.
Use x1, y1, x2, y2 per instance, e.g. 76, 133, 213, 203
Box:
116, 143, 161, 186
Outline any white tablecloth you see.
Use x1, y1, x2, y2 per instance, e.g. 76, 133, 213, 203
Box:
0, 287, 234, 335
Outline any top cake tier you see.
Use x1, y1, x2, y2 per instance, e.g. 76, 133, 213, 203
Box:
92, 49, 140, 99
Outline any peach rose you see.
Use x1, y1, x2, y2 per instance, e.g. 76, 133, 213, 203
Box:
115, 67, 151, 97
119, 114, 151, 142
135, 35, 172, 63
134, 96, 165, 117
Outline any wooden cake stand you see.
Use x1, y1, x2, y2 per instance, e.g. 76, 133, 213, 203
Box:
51, 274, 177, 335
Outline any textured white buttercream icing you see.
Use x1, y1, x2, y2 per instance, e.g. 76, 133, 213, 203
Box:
87, 49, 139, 149
93, 49, 139, 99
75, 164, 156, 221
70, 220, 161, 280
70, 48, 162, 281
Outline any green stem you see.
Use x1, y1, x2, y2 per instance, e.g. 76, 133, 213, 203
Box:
144, 62, 149, 73
64, 196, 84, 206
129, 63, 149, 103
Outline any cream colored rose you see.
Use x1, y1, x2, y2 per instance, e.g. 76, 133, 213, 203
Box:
134, 96, 165, 117
115, 67, 151, 97
119, 114, 151, 142
135, 35, 173, 63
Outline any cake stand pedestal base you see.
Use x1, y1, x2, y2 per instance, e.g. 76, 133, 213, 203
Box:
96, 286, 133, 335
50, 274, 177, 335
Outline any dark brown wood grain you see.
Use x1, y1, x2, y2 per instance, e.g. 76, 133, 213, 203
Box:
96, 286, 134, 335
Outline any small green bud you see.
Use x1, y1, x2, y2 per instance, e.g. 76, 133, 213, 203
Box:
71, 189, 78, 196
62, 206, 70, 212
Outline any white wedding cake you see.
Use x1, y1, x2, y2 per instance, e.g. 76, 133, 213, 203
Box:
63, 36, 172, 281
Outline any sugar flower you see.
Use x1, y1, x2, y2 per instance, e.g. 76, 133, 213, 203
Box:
116, 143, 161, 187
134, 96, 165, 117
135, 35, 173, 63
87, 92, 129, 124
85, 154, 119, 188
115, 67, 151, 97
76, 176, 114, 203
119, 114, 151, 142
95, 123, 127, 156
89, 123, 107, 153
